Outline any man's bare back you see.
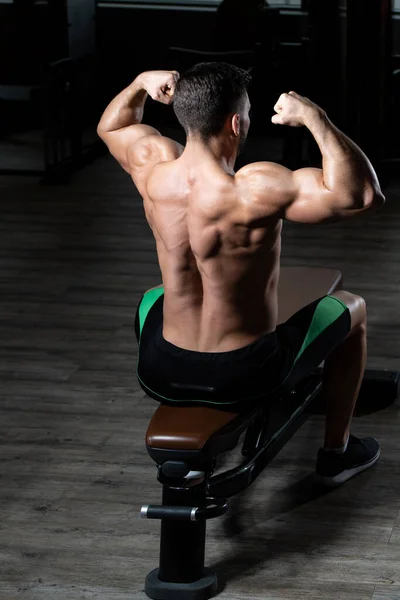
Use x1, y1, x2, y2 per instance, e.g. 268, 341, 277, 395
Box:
143, 152, 283, 352
97, 68, 384, 353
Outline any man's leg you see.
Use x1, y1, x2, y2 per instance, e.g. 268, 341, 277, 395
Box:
316, 290, 380, 486
322, 290, 367, 449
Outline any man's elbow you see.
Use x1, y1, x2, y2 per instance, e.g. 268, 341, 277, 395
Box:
340, 187, 386, 215
365, 188, 386, 210
374, 190, 386, 207
97, 124, 106, 141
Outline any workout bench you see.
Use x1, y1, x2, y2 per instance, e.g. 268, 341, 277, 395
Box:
140, 266, 399, 600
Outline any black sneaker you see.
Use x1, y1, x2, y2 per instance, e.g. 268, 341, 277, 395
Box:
315, 434, 380, 487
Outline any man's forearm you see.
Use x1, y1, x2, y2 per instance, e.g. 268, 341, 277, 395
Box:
97, 75, 148, 134
305, 110, 384, 207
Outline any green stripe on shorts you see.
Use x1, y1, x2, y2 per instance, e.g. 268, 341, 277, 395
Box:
138, 286, 164, 338
293, 295, 348, 365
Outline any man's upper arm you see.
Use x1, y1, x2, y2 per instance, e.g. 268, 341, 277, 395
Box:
284, 167, 383, 223
240, 162, 376, 225
282, 167, 346, 223
98, 123, 184, 195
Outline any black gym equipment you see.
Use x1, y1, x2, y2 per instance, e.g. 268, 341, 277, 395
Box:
0, 0, 103, 182
140, 266, 399, 600
41, 57, 104, 183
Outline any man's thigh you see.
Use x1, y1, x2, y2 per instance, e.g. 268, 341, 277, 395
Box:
275, 294, 351, 392
328, 290, 366, 330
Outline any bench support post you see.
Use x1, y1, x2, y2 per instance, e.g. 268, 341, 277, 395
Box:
145, 485, 218, 600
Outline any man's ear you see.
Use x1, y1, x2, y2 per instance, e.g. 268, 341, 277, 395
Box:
231, 113, 240, 137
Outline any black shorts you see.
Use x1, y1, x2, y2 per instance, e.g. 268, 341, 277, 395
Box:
134, 286, 351, 409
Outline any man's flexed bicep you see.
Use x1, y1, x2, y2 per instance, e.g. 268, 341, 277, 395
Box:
270, 91, 385, 223
97, 70, 180, 173
281, 167, 360, 224
238, 160, 383, 226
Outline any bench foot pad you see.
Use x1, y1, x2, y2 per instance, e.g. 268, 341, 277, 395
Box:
145, 568, 218, 600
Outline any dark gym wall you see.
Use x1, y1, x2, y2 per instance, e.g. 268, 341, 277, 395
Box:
95, 3, 308, 126
1, 0, 399, 171
0, 0, 96, 85
96, 6, 216, 94
0, 2, 69, 84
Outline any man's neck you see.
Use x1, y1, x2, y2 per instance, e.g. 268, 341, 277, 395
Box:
183, 135, 238, 174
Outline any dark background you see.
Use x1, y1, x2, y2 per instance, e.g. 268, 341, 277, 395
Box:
0, 0, 399, 180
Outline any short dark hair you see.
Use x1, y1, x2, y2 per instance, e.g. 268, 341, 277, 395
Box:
173, 62, 251, 141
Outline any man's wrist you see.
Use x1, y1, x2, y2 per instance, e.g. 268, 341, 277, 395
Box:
129, 73, 147, 97
303, 106, 328, 131
132, 72, 149, 94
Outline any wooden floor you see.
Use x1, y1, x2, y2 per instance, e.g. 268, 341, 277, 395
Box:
1, 137, 400, 600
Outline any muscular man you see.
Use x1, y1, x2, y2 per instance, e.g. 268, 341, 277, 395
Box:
97, 63, 385, 487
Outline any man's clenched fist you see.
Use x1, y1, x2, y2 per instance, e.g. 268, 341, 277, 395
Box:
271, 91, 323, 127
139, 70, 180, 105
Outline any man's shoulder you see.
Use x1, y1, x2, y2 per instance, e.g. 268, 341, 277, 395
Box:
127, 134, 184, 197
235, 161, 293, 216
128, 134, 184, 169
236, 160, 290, 184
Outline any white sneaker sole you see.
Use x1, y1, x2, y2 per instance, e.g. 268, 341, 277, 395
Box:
314, 448, 381, 487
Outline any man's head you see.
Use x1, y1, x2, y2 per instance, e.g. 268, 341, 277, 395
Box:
173, 62, 252, 152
